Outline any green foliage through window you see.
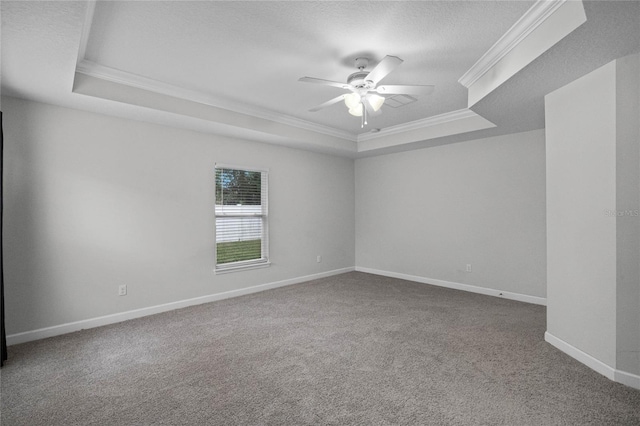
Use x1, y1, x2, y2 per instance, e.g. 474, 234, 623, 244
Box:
215, 168, 262, 206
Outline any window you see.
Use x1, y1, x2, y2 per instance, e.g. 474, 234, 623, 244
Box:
215, 164, 269, 272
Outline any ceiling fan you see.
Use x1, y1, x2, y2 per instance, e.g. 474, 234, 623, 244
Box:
299, 56, 435, 128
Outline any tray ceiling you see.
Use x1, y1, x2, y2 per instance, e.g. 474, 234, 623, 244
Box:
81, 1, 532, 134
2, 1, 639, 157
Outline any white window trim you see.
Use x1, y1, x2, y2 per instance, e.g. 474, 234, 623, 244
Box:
215, 163, 269, 174
215, 259, 272, 274
214, 163, 270, 274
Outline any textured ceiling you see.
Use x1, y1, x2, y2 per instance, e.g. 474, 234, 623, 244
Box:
1, 1, 639, 157
2, 1, 533, 135
84, 1, 532, 134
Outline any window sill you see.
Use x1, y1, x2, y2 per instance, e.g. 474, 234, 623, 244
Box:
214, 261, 271, 274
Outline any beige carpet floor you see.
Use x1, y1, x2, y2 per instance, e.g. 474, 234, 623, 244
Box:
1, 272, 639, 425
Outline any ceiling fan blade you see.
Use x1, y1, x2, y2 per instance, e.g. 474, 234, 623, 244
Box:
308, 94, 347, 112
365, 56, 403, 85
299, 77, 352, 91
375, 84, 435, 95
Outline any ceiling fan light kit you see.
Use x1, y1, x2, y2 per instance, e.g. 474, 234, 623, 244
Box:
299, 55, 435, 128
344, 92, 362, 110
348, 105, 363, 117
345, 93, 384, 118
367, 94, 385, 111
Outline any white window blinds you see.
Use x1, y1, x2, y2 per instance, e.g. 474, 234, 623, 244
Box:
215, 165, 269, 272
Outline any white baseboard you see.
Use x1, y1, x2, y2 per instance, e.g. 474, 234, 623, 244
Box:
355, 266, 546, 306
7, 267, 354, 346
544, 332, 616, 380
615, 368, 640, 390
545, 332, 640, 391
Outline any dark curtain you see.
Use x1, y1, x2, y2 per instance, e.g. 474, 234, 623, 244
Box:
1, 111, 6, 367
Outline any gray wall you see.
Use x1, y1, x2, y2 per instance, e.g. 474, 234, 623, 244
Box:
355, 129, 547, 299
545, 53, 640, 376
2, 96, 355, 334
615, 54, 640, 376
545, 61, 618, 367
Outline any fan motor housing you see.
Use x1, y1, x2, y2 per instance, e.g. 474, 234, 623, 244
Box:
347, 71, 374, 90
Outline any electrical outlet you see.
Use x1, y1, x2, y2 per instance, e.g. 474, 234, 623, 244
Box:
317, 255, 322, 263
466, 264, 472, 273
118, 285, 127, 296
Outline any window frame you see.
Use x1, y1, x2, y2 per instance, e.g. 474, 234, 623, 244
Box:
214, 163, 270, 274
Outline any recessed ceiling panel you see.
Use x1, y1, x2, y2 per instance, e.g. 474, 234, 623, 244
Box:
84, 1, 534, 134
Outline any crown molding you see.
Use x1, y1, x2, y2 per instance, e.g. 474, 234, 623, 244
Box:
74, 1, 354, 142
75, 60, 490, 153
74, 59, 492, 153
75, 60, 356, 142
357, 109, 478, 142
458, 0, 567, 88
73, 0, 501, 156
76, 0, 96, 67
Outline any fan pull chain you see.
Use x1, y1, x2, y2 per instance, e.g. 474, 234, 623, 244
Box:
361, 101, 367, 128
